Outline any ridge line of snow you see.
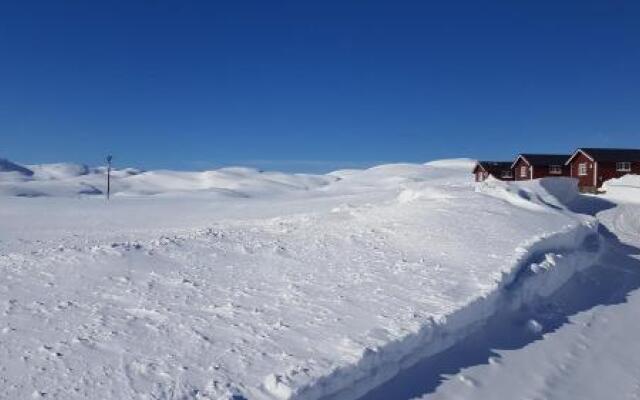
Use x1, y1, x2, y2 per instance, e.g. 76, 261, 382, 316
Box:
271, 221, 603, 400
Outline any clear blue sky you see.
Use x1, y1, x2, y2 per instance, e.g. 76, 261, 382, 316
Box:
2, 1, 639, 172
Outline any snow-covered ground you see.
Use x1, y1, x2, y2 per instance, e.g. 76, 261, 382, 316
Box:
366, 176, 640, 400
411, 205, 640, 400
0, 158, 636, 400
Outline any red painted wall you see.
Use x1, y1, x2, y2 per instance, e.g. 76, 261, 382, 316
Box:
569, 152, 595, 189
514, 158, 570, 181
596, 161, 640, 188
532, 164, 570, 179
569, 152, 640, 189
513, 159, 531, 180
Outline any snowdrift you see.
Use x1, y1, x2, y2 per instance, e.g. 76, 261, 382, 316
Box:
475, 177, 580, 212
286, 178, 600, 400
602, 174, 640, 202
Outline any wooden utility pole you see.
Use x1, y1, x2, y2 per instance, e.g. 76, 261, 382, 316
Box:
106, 155, 113, 200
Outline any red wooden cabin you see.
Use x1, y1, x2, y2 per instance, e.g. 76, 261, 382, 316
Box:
511, 154, 570, 181
565, 148, 640, 192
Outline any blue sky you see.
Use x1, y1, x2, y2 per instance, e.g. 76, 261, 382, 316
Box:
2, 1, 640, 172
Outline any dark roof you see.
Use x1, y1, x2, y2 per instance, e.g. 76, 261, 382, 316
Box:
575, 148, 640, 162
474, 161, 513, 175
518, 154, 570, 166
478, 161, 512, 170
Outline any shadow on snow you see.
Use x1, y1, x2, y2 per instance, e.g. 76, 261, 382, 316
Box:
358, 195, 640, 400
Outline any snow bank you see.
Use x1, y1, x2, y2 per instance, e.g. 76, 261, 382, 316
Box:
602, 174, 640, 203
282, 218, 602, 400
263, 175, 598, 400
475, 177, 579, 212
415, 192, 640, 400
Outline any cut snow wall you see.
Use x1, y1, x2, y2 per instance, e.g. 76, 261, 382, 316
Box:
264, 220, 603, 400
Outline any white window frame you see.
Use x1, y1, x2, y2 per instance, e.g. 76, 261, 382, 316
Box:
616, 162, 631, 172
549, 165, 562, 174
520, 165, 527, 178
578, 163, 587, 176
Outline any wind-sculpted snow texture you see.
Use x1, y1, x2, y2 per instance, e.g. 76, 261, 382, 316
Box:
0, 159, 602, 399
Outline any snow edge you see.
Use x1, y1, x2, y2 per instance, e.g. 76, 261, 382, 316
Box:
266, 219, 603, 400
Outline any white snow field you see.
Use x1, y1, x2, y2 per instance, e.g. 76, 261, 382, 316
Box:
0, 158, 625, 400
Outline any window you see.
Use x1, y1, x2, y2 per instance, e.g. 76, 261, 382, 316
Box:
520, 166, 528, 178
617, 162, 631, 172
501, 170, 513, 179
578, 163, 587, 176
549, 165, 562, 174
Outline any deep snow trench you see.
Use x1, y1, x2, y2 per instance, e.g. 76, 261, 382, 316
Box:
0, 159, 620, 400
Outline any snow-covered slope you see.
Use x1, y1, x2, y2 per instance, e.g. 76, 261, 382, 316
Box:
27, 163, 91, 180
0, 159, 606, 400
116, 167, 336, 197
377, 176, 640, 400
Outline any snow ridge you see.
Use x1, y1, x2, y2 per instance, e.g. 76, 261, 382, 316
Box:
284, 222, 603, 400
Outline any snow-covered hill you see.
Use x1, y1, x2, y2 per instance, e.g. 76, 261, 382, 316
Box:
0, 158, 478, 199
0, 158, 630, 400
0, 159, 339, 198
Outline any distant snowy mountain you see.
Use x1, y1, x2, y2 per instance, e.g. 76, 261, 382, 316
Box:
27, 162, 90, 180
0, 157, 478, 198
0, 158, 34, 177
